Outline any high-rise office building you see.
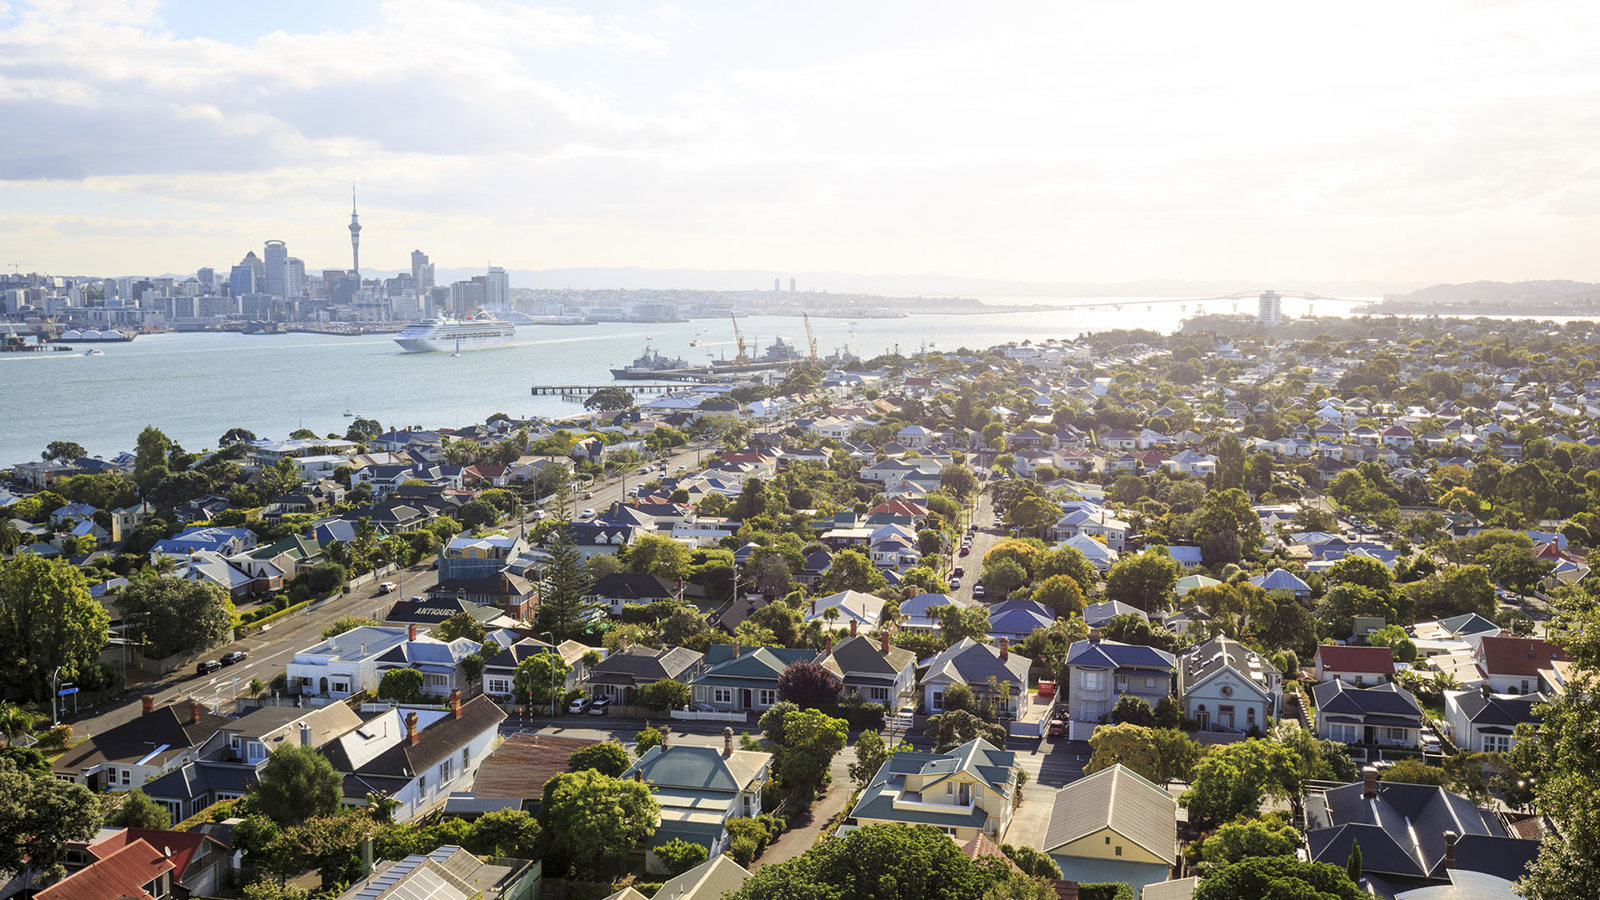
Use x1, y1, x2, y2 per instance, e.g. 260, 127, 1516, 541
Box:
287, 257, 306, 298
263, 240, 288, 297
485, 266, 509, 308
450, 279, 485, 316
411, 250, 434, 294
229, 264, 255, 297
196, 267, 215, 289
348, 187, 362, 279
1257, 290, 1283, 327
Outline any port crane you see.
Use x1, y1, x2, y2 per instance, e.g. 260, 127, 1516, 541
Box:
729, 312, 750, 364
802, 312, 819, 360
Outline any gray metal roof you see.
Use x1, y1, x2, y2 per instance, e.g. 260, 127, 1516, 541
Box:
1041, 764, 1177, 863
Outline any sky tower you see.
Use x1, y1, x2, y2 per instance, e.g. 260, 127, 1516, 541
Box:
348, 185, 362, 279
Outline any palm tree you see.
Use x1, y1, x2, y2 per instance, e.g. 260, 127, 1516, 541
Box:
0, 519, 23, 555
0, 702, 35, 747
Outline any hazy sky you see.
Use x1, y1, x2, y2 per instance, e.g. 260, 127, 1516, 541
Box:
3, 0, 1599, 285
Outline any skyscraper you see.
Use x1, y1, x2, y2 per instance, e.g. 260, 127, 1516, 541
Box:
229, 264, 254, 297
411, 250, 434, 295
1257, 290, 1283, 327
348, 186, 362, 280
196, 267, 215, 289
287, 257, 306, 298
485, 266, 509, 308
263, 240, 288, 297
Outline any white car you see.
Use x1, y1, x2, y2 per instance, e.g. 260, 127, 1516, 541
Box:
376, 581, 397, 595
580, 508, 595, 518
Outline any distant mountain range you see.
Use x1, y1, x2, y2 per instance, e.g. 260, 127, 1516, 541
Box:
346, 266, 1421, 299
1381, 280, 1600, 307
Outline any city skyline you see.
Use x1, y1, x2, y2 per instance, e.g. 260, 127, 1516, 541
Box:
3, 1, 1600, 285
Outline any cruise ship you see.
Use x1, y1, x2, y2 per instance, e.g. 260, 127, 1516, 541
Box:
393, 315, 516, 353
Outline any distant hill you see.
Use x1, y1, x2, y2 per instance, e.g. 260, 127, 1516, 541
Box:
1383, 280, 1600, 306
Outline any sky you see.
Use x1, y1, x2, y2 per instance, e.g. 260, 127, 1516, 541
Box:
2, 0, 1600, 287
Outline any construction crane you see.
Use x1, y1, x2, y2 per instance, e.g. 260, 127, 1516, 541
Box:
802, 312, 818, 360
729, 311, 749, 364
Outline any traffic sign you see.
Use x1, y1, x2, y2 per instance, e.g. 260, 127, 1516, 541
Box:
58, 687, 79, 696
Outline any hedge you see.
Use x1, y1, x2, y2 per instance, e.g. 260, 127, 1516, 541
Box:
1078, 883, 1136, 900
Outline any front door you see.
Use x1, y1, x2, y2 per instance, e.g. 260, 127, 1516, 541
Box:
741, 688, 752, 710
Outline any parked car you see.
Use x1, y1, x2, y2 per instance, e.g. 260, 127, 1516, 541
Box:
973, 585, 986, 599
588, 697, 612, 715
953, 565, 965, 577
567, 697, 591, 714
949, 577, 962, 589
376, 581, 397, 595
530, 509, 548, 520
196, 659, 222, 675
220, 651, 247, 666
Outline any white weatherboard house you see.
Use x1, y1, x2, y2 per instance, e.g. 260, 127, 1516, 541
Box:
286, 625, 416, 698
1176, 636, 1282, 733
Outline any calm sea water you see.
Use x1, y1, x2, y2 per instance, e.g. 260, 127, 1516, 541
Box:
0, 297, 1363, 466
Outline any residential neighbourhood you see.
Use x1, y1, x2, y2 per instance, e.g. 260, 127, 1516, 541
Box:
5, 317, 1600, 899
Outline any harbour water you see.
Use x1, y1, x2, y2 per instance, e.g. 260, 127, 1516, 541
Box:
1, 297, 1363, 466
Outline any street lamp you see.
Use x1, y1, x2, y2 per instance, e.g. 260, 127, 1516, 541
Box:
543, 631, 559, 716
50, 665, 62, 726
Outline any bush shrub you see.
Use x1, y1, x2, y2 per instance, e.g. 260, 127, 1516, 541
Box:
1079, 884, 1136, 900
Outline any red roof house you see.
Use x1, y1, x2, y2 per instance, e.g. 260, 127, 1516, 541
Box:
1313, 645, 1396, 685
37, 838, 175, 900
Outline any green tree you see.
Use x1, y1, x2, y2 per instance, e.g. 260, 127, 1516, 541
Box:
534, 527, 599, 640
1403, 565, 1496, 620
1197, 488, 1263, 557
1000, 843, 1062, 880
634, 723, 664, 757
344, 417, 383, 443
1181, 739, 1302, 824
584, 387, 636, 411
377, 667, 425, 703
117, 577, 234, 660
654, 837, 709, 876
1196, 814, 1300, 868
767, 707, 849, 796
1103, 549, 1181, 613
728, 822, 1017, 900
637, 678, 692, 712
936, 604, 993, 644
820, 549, 890, 595
849, 729, 892, 788
468, 807, 543, 858
41, 440, 86, 465
0, 759, 100, 887
435, 611, 486, 643
458, 498, 502, 529
1040, 545, 1098, 593
940, 466, 979, 499
538, 769, 660, 876
1194, 856, 1361, 900
0, 703, 36, 747
513, 651, 571, 713
1367, 624, 1417, 662
1084, 724, 1203, 784
322, 615, 377, 639
626, 534, 693, 582
110, 788, 173, 830
0, 555, 110, 702
1030, 574, 1085, 617
979, 557, 1028, 598
568, 741, 631, 777
926, 709, 1009, 753
134, 425, 172, 494
251, 743, 344, 826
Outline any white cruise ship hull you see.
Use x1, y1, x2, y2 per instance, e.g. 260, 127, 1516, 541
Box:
393, 322, 516, 353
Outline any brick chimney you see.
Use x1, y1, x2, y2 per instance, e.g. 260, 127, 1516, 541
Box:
634, 769, 643, 782
619, 635, 629, 650
1443, 830, 1458, 868
826, 635, 834, 654
731, 643, 741, 658
406, 711, 420, 746
998, 637, 1009, 661
1363, 765, 1378, 798
880, 630, 891, 653
1088, 627, 1102, 643
811, 599, 817, 616
660, 725, 670, 749
408, 624, 417, 641
449, 688, 462, 719
141, 695, 155, 715
723, 726, 734, 757
190, 699, 201, 724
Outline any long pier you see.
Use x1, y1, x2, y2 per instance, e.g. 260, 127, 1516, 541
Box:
531, 384, 691, 399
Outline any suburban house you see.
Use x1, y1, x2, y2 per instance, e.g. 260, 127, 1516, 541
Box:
803, 590, 887, 632
1082, 600, 1146, 628
849, 738, 1020, 841
373, 632, 484, 698
286, 625, 417, 698
920, 637, 1033, 718
35, 836, 177, 900
331, 845, 541, 900
1443, 688, 1545, 754
1474, 636, 1569, 695
464, 732, 603, 811
691, 644, 817, 714
817, 631, 917, 709
1063, 637, 1177, 741
58, 827, 230, 899
622, 730, 771, 873
1305, 769, 1540, 890
1176, 635, 1282, 733
1313, 645, 1396, 686
53, 697, 230, 792
1248, 568, 1312, 600
321, 692, 507, 822
480, 639, 583, 703
986, 598, 1055, 642
142, 702, 364, 823
603, 855, 751, 900
584, 572, 682, 616
898, 592, 974, 631
1037, 764, 1178, 894
1311, 680, 1423, 747
584, 644, 705, 706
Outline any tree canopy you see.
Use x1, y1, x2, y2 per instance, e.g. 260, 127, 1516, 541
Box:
118, 576, 234, 660
250, 743, 343, 826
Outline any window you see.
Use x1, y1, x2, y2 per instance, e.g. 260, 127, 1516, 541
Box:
947, 784, 954, 797
419, 774, 427, 795
1385, 727, 1409, 742
463, 747, 471, 768
869, 687, 890, 702
714, 687, 733, 704
439, 758, 453, 783
1081, 671, 1105, 691
758, 689, 777, 707
1115, 846, 1123, 856
931, 689, 945, 711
